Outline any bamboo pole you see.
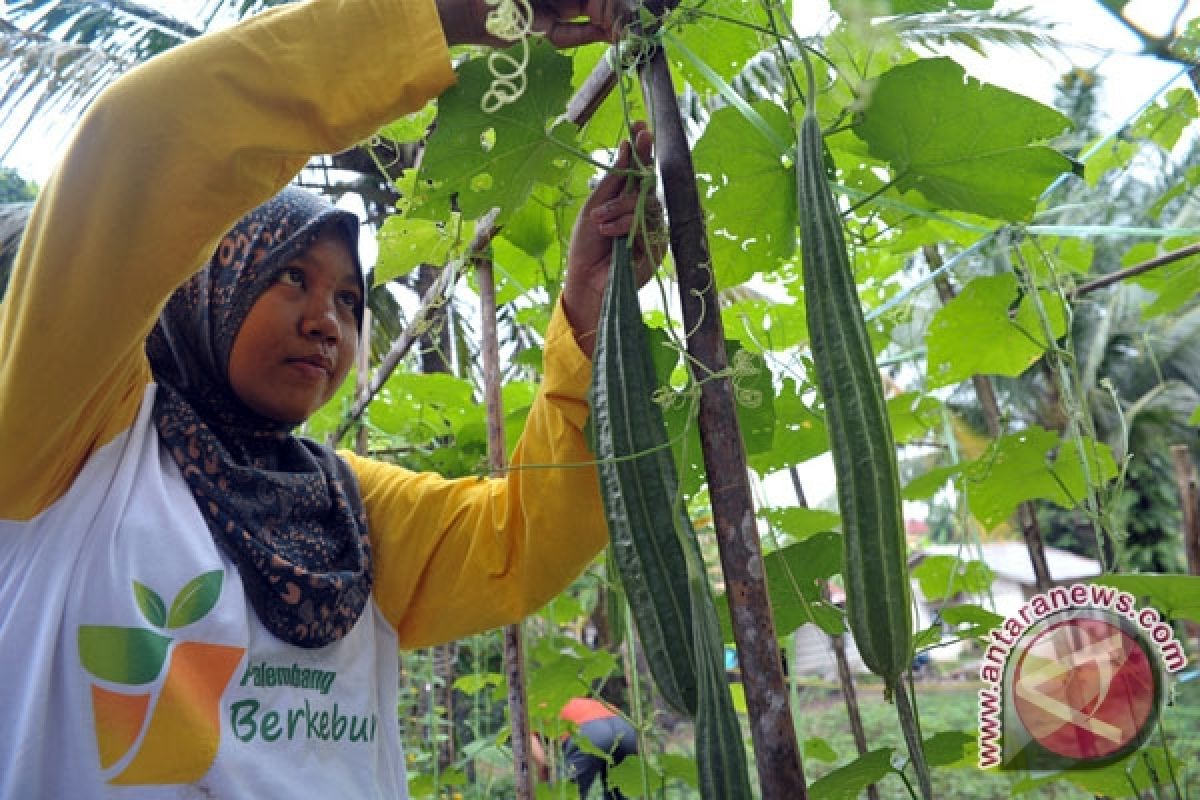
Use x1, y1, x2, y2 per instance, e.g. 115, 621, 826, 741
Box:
639, 43, 806, 799
477, 247, 537, 799
1171, 444, 1200, 645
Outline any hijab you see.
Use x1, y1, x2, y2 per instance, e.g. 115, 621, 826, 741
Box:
146, 187, 372, 649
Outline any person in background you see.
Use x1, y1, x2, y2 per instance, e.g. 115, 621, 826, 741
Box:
531, 696, 639, 799
0, 0, 662, 796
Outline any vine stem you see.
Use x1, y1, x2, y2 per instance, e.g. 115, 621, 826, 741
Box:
637, 21, 807, 798
893, 679, 933, 800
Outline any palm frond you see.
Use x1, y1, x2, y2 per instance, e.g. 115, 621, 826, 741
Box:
1, 0, 283, 162
879, 9, 1069, 58
0, 21, 133, 161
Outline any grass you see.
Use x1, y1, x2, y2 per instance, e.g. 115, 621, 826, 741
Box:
791, 671, 1200, 799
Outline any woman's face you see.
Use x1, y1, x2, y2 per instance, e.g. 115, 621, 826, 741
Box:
228, 230, 362, 424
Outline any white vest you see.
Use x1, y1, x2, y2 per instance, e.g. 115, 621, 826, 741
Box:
0, 386, 408, 798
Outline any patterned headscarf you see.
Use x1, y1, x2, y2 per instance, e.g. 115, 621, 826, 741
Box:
146, 187, 373, 649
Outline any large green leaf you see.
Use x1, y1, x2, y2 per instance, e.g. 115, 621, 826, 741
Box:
1092, 574, 1200, 625
964, 426, 1118, 531
926, 273, 1066, 388
374, 213, 457, 284
1127, 241, 1200, 319
663, 340, 776, 495
723, 294, 808, 352
856, 58, 1075, 220
748, 377, 830, 476
911, 555, 993, 602
415, 41, 575, 224
1130, 88, 1197, 153
760, 506, 841, 541
693, 102, 796, 285
669, 0, 776, 87
807, 747, 894, 800
370, 372, 482, 444
716, 532, 844, 641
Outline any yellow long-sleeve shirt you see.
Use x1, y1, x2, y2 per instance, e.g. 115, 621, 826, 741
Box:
0, 0, 606, 649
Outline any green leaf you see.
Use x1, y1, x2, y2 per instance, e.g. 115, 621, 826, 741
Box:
911, 555, 993, 602
658, 752, 699, 789
922, 731, 976, 768
664, 341, 776, 495
939, 603, 1005, 641
1013, 746, 1181, 796
78, 626, 171, 685
887, 391, 941, 444
748, 378, 829, 476
452, 672, 502, 695
808, 747, 894, 800
902, 463, 962, 501
668, 1, 775, 86
1130, 88, 1197, 153
415, 41, 575, 224
371, 372, 481, 443
132, 581, 167, 628
856, 58, 1075, 220
760, 506, 842, 541
805, 737, 840, 763
1084, 137, 1138, 186
1191, 405, 1200, 425
726, 342, 775, 455
374, 213, 457, 284
693, 102, 796, 285
717, 532, 844, 640
964, 426, 1119, 530
926, 273, 1063, 387
376, 103, 436, 143
608, 756, 652, 796
1130, 246, 1200, 319
167, 570, 223, 629
724, 294, 809, 352
1092, 574, 1200, 625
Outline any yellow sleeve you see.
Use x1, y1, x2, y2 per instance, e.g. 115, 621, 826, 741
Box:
0, 0, 456, 520
344, 301, 608, 649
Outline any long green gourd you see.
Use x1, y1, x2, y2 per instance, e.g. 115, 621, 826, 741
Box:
589, 235, 697, 718
589, 236, 752, 799
796, 55, 932, 798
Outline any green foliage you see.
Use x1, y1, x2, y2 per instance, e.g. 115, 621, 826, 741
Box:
414, 40, 578, 225
0, 167, 37, 203
964, 425, 1119, 531
855, 58, 1077, 220
910, 555, 993, 602
926, 273, 1067, 387
693, 102, 796, 285
716, 531, 845, 640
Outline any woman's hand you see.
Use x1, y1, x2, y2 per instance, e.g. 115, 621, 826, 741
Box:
437, 0, 629, 49
562, 121, 666, 359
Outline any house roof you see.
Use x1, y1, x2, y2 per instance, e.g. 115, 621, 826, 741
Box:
912, 542, 1102, 586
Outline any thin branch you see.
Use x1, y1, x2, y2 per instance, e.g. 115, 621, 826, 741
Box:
1071, 241, 1200, 298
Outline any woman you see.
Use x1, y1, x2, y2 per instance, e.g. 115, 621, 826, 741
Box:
0, 0, 658, 795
